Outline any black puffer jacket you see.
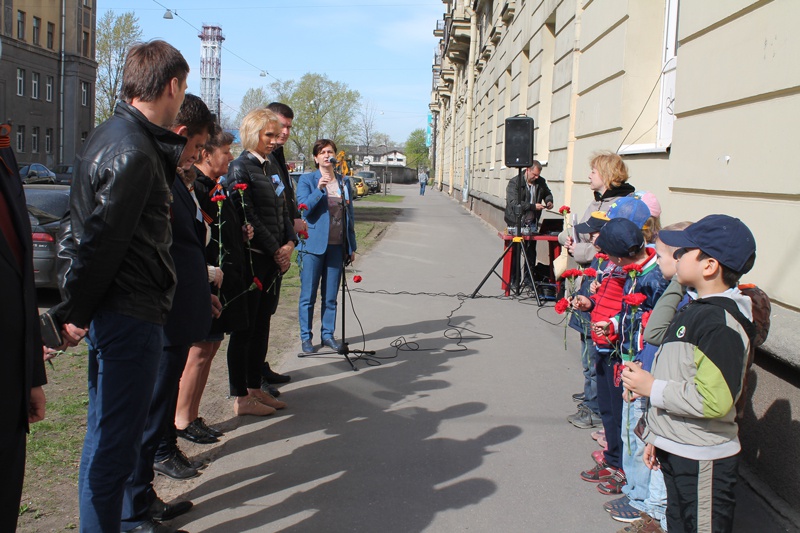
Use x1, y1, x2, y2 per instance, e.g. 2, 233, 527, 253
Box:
51, 101, 185, 327
226, 151, 296, 273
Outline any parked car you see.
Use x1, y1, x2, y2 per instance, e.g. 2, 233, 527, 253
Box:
351, 176, 368, 197
357, 170, 380, 193
53, 164, 73, 185
20, 163, 57, 184
23, 184, 70, 289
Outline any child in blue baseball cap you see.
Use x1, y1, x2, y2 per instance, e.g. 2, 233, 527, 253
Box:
621, 214, 757, 533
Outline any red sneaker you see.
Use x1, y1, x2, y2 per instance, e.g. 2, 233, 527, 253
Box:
580, 461, 621, 483
597, 468, 627, 495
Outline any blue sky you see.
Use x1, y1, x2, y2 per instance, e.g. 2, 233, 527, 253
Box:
101, 0, 443, 143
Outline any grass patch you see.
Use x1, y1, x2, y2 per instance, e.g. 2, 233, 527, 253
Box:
359, 194, 403, 203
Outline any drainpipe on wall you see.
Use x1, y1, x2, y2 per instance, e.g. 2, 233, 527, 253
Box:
58, 0, 66, 165
437, 100, 444, 191
562, 9, 582, 208
462, 6, 478, 204
448, 69, 458, 197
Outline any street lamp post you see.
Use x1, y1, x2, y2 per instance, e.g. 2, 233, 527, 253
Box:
378, 143, 388, 196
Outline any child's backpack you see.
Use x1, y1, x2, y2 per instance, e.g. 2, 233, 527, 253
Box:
700, 284, 771, 420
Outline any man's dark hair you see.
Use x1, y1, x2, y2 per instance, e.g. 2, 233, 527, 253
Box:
531, 160, 543, 171
173, 94, 215, 138
267, 102, 294, 119
120, 40, 190, 103
697, 250, 756, 287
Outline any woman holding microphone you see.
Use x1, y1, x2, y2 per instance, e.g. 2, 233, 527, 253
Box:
296, 139, 357, 354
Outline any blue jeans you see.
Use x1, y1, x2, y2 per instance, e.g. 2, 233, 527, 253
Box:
581, 337, 599, 415
121, 344, 190, 530
79, 310, 163, 533
299, 244, 343, 342
596, 353, 624, 469
420, 181, 426, 195
622, 398, 667, 524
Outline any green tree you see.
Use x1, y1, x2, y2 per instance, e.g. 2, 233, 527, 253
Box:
266, 73, 360, 160
405, 128, 429, 171
235, 87, 269, 127
95, 11, 142, 124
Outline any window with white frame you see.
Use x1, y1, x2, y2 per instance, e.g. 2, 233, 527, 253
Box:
16, 126, 25, 153
45, 129, 53, 154
31, 127, 39, 153
81, 81, 89, 106
32, 72, 40, 99
656, 0, 679, 149
46, 76, 53, 102
17, 69, 25, 96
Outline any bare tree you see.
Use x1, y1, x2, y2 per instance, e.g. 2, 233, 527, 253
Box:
358, 100, 378, 153
235, 87, 269, 126
95, 11, 142, 124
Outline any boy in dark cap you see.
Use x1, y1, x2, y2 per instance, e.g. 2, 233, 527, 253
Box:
621, 214, 757, 533
575, 218, 668, 496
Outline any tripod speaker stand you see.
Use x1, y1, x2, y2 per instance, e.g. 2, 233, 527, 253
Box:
471, 116, 541, 304
298, 172, 374, 371
470, 167, 542, 305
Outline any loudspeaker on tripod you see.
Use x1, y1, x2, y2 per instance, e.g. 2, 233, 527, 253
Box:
504, 117, 534, 168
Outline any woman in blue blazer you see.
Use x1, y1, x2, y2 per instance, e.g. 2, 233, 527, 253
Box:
296, 139, 357, 353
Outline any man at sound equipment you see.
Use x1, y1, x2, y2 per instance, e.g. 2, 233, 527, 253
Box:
504, 161, 553, 287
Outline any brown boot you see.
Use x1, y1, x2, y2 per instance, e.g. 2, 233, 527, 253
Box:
248, 388, 287, 410
234, 396, 276, 416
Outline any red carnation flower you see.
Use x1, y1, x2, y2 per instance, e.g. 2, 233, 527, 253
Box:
297, 203, 309, 211
233, 183, 248, 191
623, 264, 643, 275
561, 269, 582, 279
353, 275, 362, 283
252, 277, 263, 291
555, 298, 570, 314
583, 267, 597, 277
558, 205, 571, 215
297, 229, 309, 240
622, 293, 647, 307
595, 253, 609, 261
211, 194, 226, 203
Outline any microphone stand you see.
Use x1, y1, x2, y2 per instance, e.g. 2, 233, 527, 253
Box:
298, 170, 375, 371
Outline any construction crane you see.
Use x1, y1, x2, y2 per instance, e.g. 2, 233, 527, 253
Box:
333, 150, 352, 176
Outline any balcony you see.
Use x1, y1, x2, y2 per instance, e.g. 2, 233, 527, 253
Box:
433, 19, 445, 38
445, 18, 470, 64
500, 0, 516, 24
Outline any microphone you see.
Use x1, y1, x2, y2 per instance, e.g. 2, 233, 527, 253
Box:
328, 156, 337, 164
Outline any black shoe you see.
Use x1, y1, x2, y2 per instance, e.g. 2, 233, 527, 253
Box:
154, 454, 199, 480
194, 417, 223, 438
260, 379, 281, 398
301, 339, 315, 354
322, 337, 342, 351
176, 420, 218, 444
175, 448, 207, 471
148, 496, 193, 521
572, 392, 586, 402
261, 365, 291, 384
123, 519, 188, 533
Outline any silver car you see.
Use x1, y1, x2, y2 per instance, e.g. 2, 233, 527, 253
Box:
24, 184, 70, 289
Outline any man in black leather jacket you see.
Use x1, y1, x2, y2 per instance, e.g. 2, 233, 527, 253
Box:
47, 40, 190, 533
504, 161, 554, 287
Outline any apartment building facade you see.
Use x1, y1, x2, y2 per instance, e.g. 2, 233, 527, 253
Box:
0, 0, 97, 168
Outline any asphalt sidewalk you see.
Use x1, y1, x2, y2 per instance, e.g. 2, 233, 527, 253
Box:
169, 184, 788, 532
